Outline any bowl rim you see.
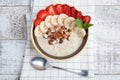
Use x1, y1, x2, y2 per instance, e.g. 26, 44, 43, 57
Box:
30, 21, 89, 61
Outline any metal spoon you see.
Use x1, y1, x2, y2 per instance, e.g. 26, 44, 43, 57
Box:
30, 57, 88, 77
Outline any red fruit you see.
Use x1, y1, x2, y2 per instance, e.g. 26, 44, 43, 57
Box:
37, 10, 49, 20
76, 11, 83, 20
63, 4, 71, 16
71, 7, 77, 18
46, 5, 58, 15
83, 16, 91, 24
55, 4, 64, 14
34, 18, 43, 27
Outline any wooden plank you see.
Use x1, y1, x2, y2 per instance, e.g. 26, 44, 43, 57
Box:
0, 0, 29, 6
0, 75, 20, 80
94, 0, 120, 5
94, 6, 120, 74
95, 75, 120, 80
0, 40, 26, 75
0, 7, 29, 40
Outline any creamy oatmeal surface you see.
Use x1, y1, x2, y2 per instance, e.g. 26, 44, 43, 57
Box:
36, 31, 83, 57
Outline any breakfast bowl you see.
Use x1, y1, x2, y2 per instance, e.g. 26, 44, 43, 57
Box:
31, 4, 92, 60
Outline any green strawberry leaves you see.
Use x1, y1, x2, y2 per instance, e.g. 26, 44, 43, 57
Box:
75, 19, 93, 29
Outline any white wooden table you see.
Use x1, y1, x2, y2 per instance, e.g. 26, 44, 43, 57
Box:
0, 0, 120, 80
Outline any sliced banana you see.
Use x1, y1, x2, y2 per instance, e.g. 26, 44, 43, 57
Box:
64, 17, 75, 27
74, 27, 86, 38
51, 15, 59, 26
39, 21, 48, 33
34, 25, 42, 37
45, 15, 53, 28
70, 22, 76, 30
58, 14, 68, 26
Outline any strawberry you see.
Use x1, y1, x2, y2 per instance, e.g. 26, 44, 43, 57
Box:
37, 10, 49, 20
46, 5, 58, 15
71, 7, 77, 18
83, 16, 91, 24
63, 4, 71, 16
34, 18, 43, 27
55, 4, 64, 14
76, 11, 83, 20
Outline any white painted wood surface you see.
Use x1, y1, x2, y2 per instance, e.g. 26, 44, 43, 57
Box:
0, 0, 120, 80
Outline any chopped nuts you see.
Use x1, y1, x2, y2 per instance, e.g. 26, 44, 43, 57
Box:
43, 26, 72, 45
59, 39, 63, 44
67, 36, 70, 41
43, 34, 49, 39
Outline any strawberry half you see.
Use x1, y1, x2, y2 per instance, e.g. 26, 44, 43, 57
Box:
55, 4, 64, 14
71, 7, 77, 18
34, 18, 43, 27
37, 10, 49, 20
46, 5, 58, 15
83, 16, 91, 24
63, 4, 71, 16
76, 11, 83, 20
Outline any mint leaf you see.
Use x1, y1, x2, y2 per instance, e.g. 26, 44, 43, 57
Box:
83, 23, 94, 29
75, 19, 83, 28
83, 23, 88, 29
75, 19, 93, 29
87, 24, 94, 27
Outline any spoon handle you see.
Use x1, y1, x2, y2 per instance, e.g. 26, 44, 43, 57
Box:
52, 66, 88, 77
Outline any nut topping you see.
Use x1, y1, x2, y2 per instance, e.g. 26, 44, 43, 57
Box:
43, 26, 72, 45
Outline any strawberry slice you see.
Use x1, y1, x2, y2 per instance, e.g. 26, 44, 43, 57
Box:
34, 18, 43, 27
83, 16, 91, 24
71, 7, 77, 18
46, 5, 58, 15
63, 4, 71, 16
37, 10, 49, 20
76, 11, 83, 20
55, 4, 64, 14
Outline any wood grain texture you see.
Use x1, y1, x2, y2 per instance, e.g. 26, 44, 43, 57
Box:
0, 40, 26, 75
94, 0, 120, 5
0, 75, 20, 80
95, 75, 120, 80
0, 0, 29, 6
94, 6, 120, 74
0, 7, 29, 40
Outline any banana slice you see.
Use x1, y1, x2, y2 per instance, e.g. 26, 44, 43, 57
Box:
74, 27, 86, 38
45, 15, 53, 28
58, 14, 68, 26
39, 21, 48, 33
64, 17, 75, 27
51, 15, 59, 26
70, 22, 76, 30
34, 25, 42, 37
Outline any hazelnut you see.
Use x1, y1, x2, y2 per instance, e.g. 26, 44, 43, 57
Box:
61, 26, 67, 29
48, 28, 51, 31
58, 28, 64, 33
48, 39, 56, 45
62, 34, 67, 39
46, 30, 51, 35
67, 36, 70, 41
48, 40, 53, 45
67, 29, 72, 32
59, 39, 63, 44
65, 32, 70, 36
